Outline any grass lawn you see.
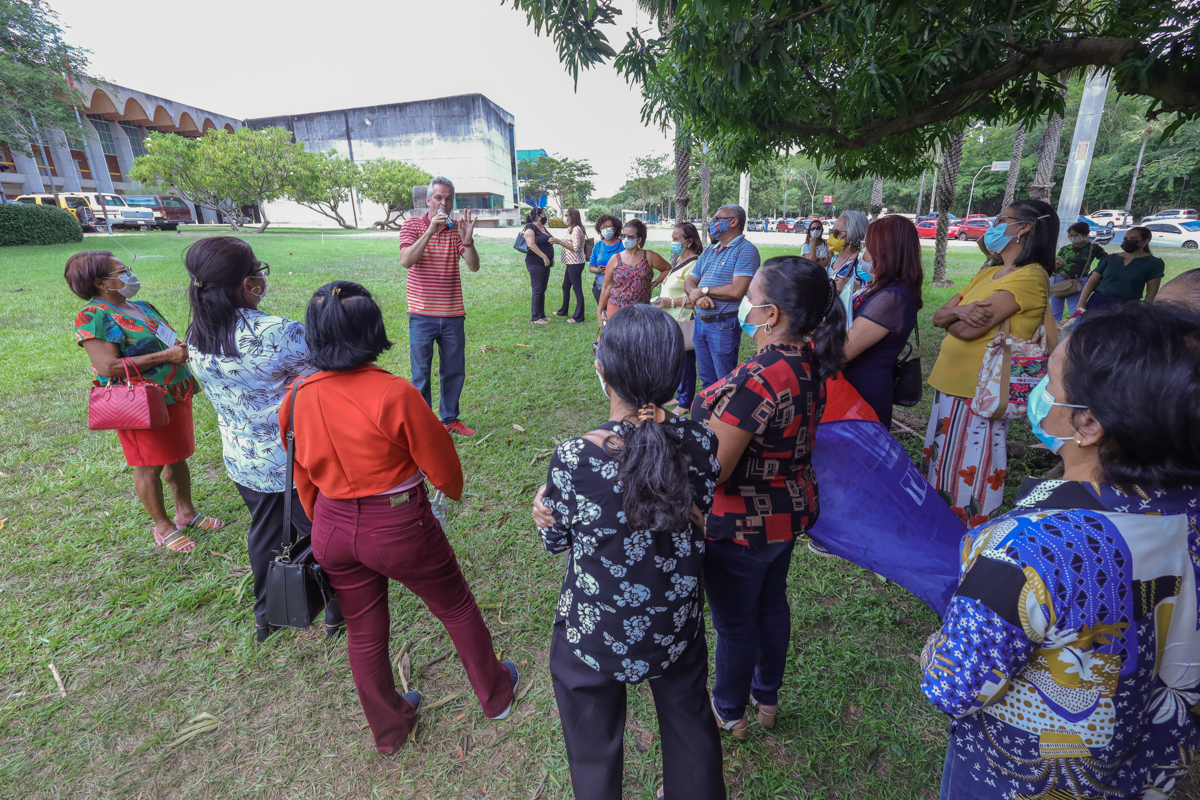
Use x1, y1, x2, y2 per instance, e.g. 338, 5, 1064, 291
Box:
1, 229, 1197, 799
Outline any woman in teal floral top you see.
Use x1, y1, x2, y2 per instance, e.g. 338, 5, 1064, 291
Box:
68, 250, 224, 554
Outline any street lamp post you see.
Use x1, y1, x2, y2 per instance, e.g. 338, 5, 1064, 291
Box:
965, 164, 988, 221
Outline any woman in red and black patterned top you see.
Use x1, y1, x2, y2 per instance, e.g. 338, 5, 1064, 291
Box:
695, 255, 846, 738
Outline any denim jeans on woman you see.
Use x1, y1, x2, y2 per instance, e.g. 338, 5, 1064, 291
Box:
704, 538, 796, 722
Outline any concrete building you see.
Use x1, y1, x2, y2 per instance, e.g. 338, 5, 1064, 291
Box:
0, 78, 241, 219
246, 94, 520, 228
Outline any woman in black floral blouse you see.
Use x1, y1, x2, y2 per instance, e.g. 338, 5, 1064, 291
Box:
696, 255, 846, 738
532, 304, 725, 800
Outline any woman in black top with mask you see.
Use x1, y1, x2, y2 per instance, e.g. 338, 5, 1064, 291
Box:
523, 209, 555, 324
1077, 226, 1165, 312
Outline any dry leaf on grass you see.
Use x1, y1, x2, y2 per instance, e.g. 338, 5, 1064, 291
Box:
633, 727, 656, 752
515, 677, 534, 702
400, 654, 411, 694
530, 771, 548, 800
48, 663, 66, 698
479, 345, 500, 354
422, 691, 464, 712
0, 519, 7, 531
168, 713, 221, 747
512, 424, 526, 432
515, 343, 531, 348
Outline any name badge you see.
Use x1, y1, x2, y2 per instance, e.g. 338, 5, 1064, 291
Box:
154, 324, 178, 348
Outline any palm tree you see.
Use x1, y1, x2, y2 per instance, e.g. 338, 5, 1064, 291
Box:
869, 175, 884, 218
931, 132, 966, 288
700, 142, 711, 243
674, 131, 691, 222
1121, 118, 1166, 220
1028, 86, 1069, 201
1001, 123, 1026, 208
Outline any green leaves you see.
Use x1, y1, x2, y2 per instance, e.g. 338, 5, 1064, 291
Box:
0, 0, 90, 146
288, 151, 361, 228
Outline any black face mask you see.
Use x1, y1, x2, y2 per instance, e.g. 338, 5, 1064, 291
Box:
1121, 240, 1142, 253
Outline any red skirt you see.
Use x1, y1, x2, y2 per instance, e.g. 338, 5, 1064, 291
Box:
116, 398, 195, 467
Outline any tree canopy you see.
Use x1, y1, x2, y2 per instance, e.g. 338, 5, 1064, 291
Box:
505, 0, 1199, 179
519, 153, 596, 212
0, 0, 89, 147
357, 158, 432, 229
290, 150, 361, 229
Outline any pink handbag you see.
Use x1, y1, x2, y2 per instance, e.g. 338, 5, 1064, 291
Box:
88, 358, 169, 430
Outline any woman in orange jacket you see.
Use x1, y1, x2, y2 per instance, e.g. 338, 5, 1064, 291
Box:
279, 281, 517, 754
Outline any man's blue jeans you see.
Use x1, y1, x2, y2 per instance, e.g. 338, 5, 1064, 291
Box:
408, 314, 465, 423
693, 315, 743, 395
704, 538, 796, 722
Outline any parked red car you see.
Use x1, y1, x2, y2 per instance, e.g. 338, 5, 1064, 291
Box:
123, 195, 195, 230
916, 219, 964, 239
958, 219, 992, 240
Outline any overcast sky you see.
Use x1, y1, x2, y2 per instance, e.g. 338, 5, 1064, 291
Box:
46, 0, 672, 196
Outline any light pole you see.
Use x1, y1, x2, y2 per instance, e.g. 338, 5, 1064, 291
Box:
965, 164, 988, 220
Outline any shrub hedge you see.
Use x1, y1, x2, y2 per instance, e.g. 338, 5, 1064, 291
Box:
546, 217, 566, 228
0, 203, 84, 247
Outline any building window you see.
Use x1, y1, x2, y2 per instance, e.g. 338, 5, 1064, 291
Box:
119, 121, 146, 158
69, 149, 91, 181
33, 145, 57, 177
105, 154, 123, 182
86, 115, 118, 156
0, 141, 14, 174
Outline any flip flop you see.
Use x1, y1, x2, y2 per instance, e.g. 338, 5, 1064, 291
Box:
174, 513, 227, 531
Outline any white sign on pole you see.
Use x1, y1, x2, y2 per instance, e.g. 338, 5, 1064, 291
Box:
990, 161, 1011, 171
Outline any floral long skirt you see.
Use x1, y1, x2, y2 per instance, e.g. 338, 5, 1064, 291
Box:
923, 390, 1008, 526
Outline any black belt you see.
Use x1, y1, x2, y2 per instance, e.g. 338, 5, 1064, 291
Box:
697, 312, 737, 323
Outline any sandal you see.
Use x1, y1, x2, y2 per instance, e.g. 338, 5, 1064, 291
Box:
749, 695, 778, 728
154, 526, 196, 553
710, 696, 749, 739
174, 512, 227, 531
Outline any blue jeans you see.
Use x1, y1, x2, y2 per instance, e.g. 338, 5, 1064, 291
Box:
675, 349, 697, 409
693, 315, 743, 394
704, 538, 796, 721
408, 314, 466, 423
1049, 275, 1080, 320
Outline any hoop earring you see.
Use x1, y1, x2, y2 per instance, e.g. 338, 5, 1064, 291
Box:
764, 323, 772, 334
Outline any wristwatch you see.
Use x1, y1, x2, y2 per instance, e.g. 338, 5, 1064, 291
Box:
701, 286, 710, 296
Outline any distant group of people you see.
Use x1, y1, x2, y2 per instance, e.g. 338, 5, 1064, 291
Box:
64, 175, 1200, 799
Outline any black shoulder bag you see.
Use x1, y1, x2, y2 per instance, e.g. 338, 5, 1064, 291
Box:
893, 326, 923, 408
264, 378, 336, 629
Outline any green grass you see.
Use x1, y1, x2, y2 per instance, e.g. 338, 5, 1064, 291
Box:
1, 230, 1197, 799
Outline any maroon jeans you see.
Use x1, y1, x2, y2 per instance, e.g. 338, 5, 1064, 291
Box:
311, 485, 512, 753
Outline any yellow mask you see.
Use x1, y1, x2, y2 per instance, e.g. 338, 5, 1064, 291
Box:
827, 234, 847, 253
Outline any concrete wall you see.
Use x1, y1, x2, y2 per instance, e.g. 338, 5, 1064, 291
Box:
247, 94, 517, 204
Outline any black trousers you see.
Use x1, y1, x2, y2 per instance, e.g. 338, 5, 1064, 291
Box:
235, 482, 343, 629
557, 263, 586, 321
550, 623, 726, 800
527, 263, 551, 321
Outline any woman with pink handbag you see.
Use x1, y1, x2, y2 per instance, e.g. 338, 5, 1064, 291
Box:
67, 250, 225, 553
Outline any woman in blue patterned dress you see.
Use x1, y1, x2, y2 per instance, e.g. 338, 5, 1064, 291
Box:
531, 305, 725, 800
185, 237, 342, 642
920, 302, 1200, 799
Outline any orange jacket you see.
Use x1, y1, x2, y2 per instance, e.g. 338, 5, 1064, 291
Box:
278, 366, 463, 519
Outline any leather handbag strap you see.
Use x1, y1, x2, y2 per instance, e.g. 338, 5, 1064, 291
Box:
280, 378, 306, 555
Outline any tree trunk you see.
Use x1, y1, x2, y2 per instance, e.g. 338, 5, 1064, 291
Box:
674, 129, 691, 223
932, 132, 966, 288
1124, 132, 1149, 218
1029, 87, 1069, 201
869, 175, 884, 217
1001, 124, 1026, 208
929, 142, 941, 215
915, 170, 927, 218
255, 203, 270, 234
700, 145, 711, 244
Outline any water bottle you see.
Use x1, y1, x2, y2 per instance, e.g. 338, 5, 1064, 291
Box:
430, 489, 449, 530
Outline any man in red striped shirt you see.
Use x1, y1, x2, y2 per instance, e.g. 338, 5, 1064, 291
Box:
399, 177, 480, 437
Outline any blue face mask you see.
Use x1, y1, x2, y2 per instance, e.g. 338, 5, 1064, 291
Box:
670, 242, 683, 258
982, 220, 1014, 254
737, 296, 772, 338
855, 257, 873, 285
1026, 375, 1087, 453
710, 218, 731, 238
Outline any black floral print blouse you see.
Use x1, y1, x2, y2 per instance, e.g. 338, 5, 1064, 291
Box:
538, 417, 720, 682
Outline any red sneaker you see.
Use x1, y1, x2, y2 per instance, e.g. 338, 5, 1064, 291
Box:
444, 420, 475, 437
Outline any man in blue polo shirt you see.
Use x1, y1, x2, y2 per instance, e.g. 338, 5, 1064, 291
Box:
685, 203, 761, 395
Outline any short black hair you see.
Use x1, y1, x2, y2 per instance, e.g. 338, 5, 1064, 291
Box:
759, 256, 847, 380
304, 281, 393, 371
1064, 303, 1200, 488
1067, 221, 1090, 236
64, 250, 116, 299
594, 214, 621, 234
622, 218, 647, 246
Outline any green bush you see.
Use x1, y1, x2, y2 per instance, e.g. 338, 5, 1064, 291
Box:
0, 203, 83, 247
546, 216, 566, 228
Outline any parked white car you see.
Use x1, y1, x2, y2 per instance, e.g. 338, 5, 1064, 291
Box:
1086, 209, 1132, 228
1140, 208, 1198, 225
61, 192, 157, 230
1142, 220, 1200, 249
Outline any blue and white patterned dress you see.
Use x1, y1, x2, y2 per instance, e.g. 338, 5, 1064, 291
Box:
921, 478, 1200, 799
539, 418, 720, 682
188, 310, 315, 493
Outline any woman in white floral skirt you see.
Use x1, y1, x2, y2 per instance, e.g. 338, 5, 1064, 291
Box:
532, 304, 726, 800
185, 237, 343, 642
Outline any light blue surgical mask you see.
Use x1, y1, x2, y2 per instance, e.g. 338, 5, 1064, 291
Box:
737, 296, 772, 338
623, 237, 639, 250
983, 220, 1014, 254
855, 256, 872, 285
601, 227, 615, 240
670, 242, 683, 258
1026, 375, 1086, 453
